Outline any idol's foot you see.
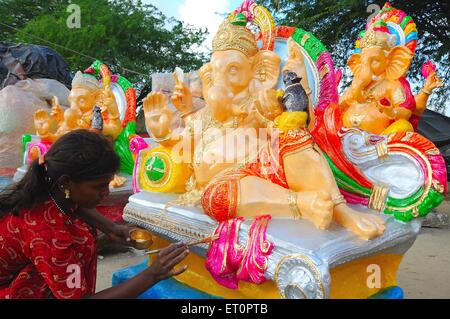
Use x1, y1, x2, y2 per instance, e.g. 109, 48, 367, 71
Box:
334, 204, 386, 240
297, 191, 334, 230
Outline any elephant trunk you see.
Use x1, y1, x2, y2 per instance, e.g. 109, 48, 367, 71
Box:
205, 83, 233, 122
349, 73, 372, 103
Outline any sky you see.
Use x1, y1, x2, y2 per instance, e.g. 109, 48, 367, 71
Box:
143, 0, 243, 51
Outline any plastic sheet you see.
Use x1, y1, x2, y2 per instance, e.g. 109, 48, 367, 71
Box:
0, 79, 69, 169
0, 43, 73, 89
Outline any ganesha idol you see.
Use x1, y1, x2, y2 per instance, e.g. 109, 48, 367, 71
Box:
16, 60, 138, 191
121, 1, 446, 299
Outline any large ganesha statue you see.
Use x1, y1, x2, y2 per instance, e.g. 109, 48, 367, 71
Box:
138, 10, 389, 240
126, 1, 447, 298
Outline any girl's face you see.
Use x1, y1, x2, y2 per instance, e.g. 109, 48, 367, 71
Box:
68, 174, 114, 208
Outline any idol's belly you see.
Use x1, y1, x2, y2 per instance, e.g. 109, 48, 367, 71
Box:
343, 103, 392, 135
192, 135, 260, 188
193, 161, 236, 188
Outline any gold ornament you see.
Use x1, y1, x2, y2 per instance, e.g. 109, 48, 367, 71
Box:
212, 20, 258, 58
360, 25, 396, 50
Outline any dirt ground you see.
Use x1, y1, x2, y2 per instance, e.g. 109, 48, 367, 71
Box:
96, 201, 450, 299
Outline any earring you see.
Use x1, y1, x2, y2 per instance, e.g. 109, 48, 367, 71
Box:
65, 189, 71, 199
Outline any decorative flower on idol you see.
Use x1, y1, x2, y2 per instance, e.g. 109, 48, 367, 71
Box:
421, 61, 437, 79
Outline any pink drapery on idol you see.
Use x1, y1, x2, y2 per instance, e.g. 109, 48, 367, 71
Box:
205, 215, 274, 289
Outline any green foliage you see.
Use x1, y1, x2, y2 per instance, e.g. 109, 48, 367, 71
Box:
0, 0, 208, 86
261, 0, 449, 114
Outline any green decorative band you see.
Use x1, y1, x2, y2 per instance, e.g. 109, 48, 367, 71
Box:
372, 20, 387, 28
387, 189, 443, 222
324, 154, 371, 196
291, 28, 328, 62
91, 60, 104, 74
114, 121, 136, 174
324, 153, 441, 221
116, 76, 133, 91
400, 16, 413, 29
386, 187, 424, 208
22, 134, 32, 164
232, 13, 248, 26
145, 156, 166, 183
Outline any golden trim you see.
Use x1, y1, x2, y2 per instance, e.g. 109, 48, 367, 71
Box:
301, 34, 310, 46
319, 64, 330, 80
375, 141, 389, 161
125, 207, 207, 240
369, 184, 390, 212
287, 190, 300, 219
426, 148, 441, 156
332, 194, 346, 207
431, 179, 445, 193
401, 132, 414, 142
221, 219, 233, 273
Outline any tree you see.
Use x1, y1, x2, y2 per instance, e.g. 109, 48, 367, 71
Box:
0, 0, 209, 105
261, 0, 449, 114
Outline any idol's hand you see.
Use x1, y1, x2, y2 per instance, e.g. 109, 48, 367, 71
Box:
171, 83, 193, 115
297, 191, 334, 230
256, 89, 284, 121
424, 72, 444, 92
50, 96, 64, 123
143, 92, 174, 140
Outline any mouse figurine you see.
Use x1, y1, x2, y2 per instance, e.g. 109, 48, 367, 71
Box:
280, 70, 309, 114
90, 105, 104, 134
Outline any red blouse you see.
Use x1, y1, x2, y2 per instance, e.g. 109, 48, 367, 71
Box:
0, 201, 97, 299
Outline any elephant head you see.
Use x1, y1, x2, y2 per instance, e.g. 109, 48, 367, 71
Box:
68, 71, 102, 113
346, 23, 414, 103
198, 18, 281, 122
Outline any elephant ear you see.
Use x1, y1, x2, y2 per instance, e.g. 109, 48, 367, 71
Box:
249, 50, 281, 95
347, 53, 362, 77
386, 46, 413, 81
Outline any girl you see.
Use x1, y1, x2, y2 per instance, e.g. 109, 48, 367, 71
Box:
0, 129, 189, 299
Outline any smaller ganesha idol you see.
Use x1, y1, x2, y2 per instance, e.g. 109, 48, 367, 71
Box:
340, 2, 443, 135
21, 61, 138, 188
316, 2, 447, 223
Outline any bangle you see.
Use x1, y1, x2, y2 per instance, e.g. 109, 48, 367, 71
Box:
421, 88, 432, 95
288, 190, 301, 219
255, 107, 270, 127
332, 194, 346, 207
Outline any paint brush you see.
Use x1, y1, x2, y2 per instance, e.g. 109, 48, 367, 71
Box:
137, 234, 219, 256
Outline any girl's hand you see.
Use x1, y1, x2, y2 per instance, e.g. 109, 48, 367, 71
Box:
148, 242, 189, 281
108, 224, 142, 247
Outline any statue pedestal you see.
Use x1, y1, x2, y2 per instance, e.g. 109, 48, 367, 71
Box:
123, 191, 422, 299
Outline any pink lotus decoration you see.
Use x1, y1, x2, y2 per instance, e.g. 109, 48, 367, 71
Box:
421, 61, 437, 79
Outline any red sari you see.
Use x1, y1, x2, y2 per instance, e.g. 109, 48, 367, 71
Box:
0, 201, 97, 299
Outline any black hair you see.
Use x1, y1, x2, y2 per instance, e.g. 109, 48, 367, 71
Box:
0, 129, 120, 217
